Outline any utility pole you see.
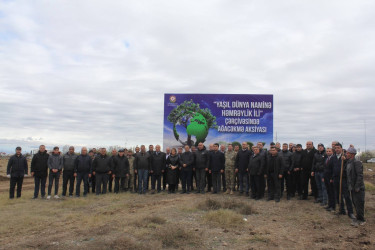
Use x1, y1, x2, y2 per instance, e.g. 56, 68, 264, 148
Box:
364, 119, 367, 152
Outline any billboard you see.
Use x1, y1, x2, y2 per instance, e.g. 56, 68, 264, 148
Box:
163, 94, 273, 150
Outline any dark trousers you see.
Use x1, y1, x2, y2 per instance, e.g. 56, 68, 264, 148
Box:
196, 168, 206, 192
168, 184, 176, 193
90, 175, 96, 193
62, 170, 75, 196
96, 173, 109, 195
221, 171, 226, 191
351, 190, 365, 221
334, 178, 353, 214
293, 171, 302, 196
238, 172, 249, 193
310, 174, 318, 199
76, 172, 89, 196
324, 178, 336, 209
114, 177, 126, 193
206, 171, 212, 191
151, 174, 162, 191
162, 170, 168, 190
138, 169, 149, 193
250, 175, 262, 199
212, 172, 221, 193
280, 171, 292, 197
191, 170, 196, 190
300, 169, 310, 198
267, 174, 281, 200
132, 173, 138, 192
48, 172, 60, 196
108, 174, 113, 192
10, 176, 23, 198
181, 170, 192, 192
34, 175, 47, 198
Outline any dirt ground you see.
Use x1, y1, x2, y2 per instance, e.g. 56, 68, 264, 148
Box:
0, 158, 374, 249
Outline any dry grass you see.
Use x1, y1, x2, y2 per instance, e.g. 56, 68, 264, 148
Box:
365, 181, 375, 192
203, 209, 244, 227
197, 197, 257, 215
131, 215, 167, 228
155, 224, 202, 248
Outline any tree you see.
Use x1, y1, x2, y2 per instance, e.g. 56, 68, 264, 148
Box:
232, 141, 242, 150
247, 142, 254, 149
167, 99, 217, 146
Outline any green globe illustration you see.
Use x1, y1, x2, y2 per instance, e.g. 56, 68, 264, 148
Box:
186, 113, 209, 144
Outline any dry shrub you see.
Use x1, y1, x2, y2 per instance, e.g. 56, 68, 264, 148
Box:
110, 235, 150, 250
131, 215, 166, 228
155, 225, 201, 248
203, 209, 243, 227
197, 198, 256, 215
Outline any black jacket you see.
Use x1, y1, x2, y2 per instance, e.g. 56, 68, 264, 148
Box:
194, 148, 209, 169
235, 149, 251, 173
74, 154, 92, 174
323, 155, 334, 180
302, 148, 317, 171
265, 154, 285, 177
279, 150, 293, 172
209, 151, 225, 173
312, 150, 327, 173
248, 153, 264, 175
134, 152, 151, 171
180, 151, 194, 171
330, 154, 344, 179
151, 151, 166, 175
31, 151, 49, 177
7, 154, 28, 177
63, 152, 77, 171
346, 158, 365, 192
166, 154, 180, 184
92, 154, 112, 173
292, 151, 303, 170
113, 155, 130, 177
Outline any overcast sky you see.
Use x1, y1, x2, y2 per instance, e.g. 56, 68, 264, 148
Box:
0, 0, 374, 153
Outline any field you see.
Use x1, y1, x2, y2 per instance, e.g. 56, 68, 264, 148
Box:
0, 158, 374, 249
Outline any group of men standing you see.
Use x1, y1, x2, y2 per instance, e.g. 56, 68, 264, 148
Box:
6, 140, 366, 226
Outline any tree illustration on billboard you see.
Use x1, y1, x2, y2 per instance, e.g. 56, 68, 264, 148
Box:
167, 100, 218, 146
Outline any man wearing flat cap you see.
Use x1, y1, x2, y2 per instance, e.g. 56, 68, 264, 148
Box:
345, 147, 366, 226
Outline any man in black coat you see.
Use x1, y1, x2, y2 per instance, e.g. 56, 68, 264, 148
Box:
300, 141, 317, 200
180, 145, 194, 194
345, 147, 366, 226
62, 146, 77, 197
112, 149, 130, 193
92, 148, 112, 195
31, 145, 49, 199
209, 143, 225, 194
194, 143, 209, 194
7, 146, 28, 199
150, 145, 166, 193
235, 142, 251, 195
292, 144, 304, 198
265, 147, 285, 202
108, 149, 117, 192
74, 147, 92, 197
279, 143, 293, 200
329, 143, 354, 217
248, 146, 264, 200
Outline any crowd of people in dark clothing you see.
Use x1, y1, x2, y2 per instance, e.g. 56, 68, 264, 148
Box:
6, 140, 366, 226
